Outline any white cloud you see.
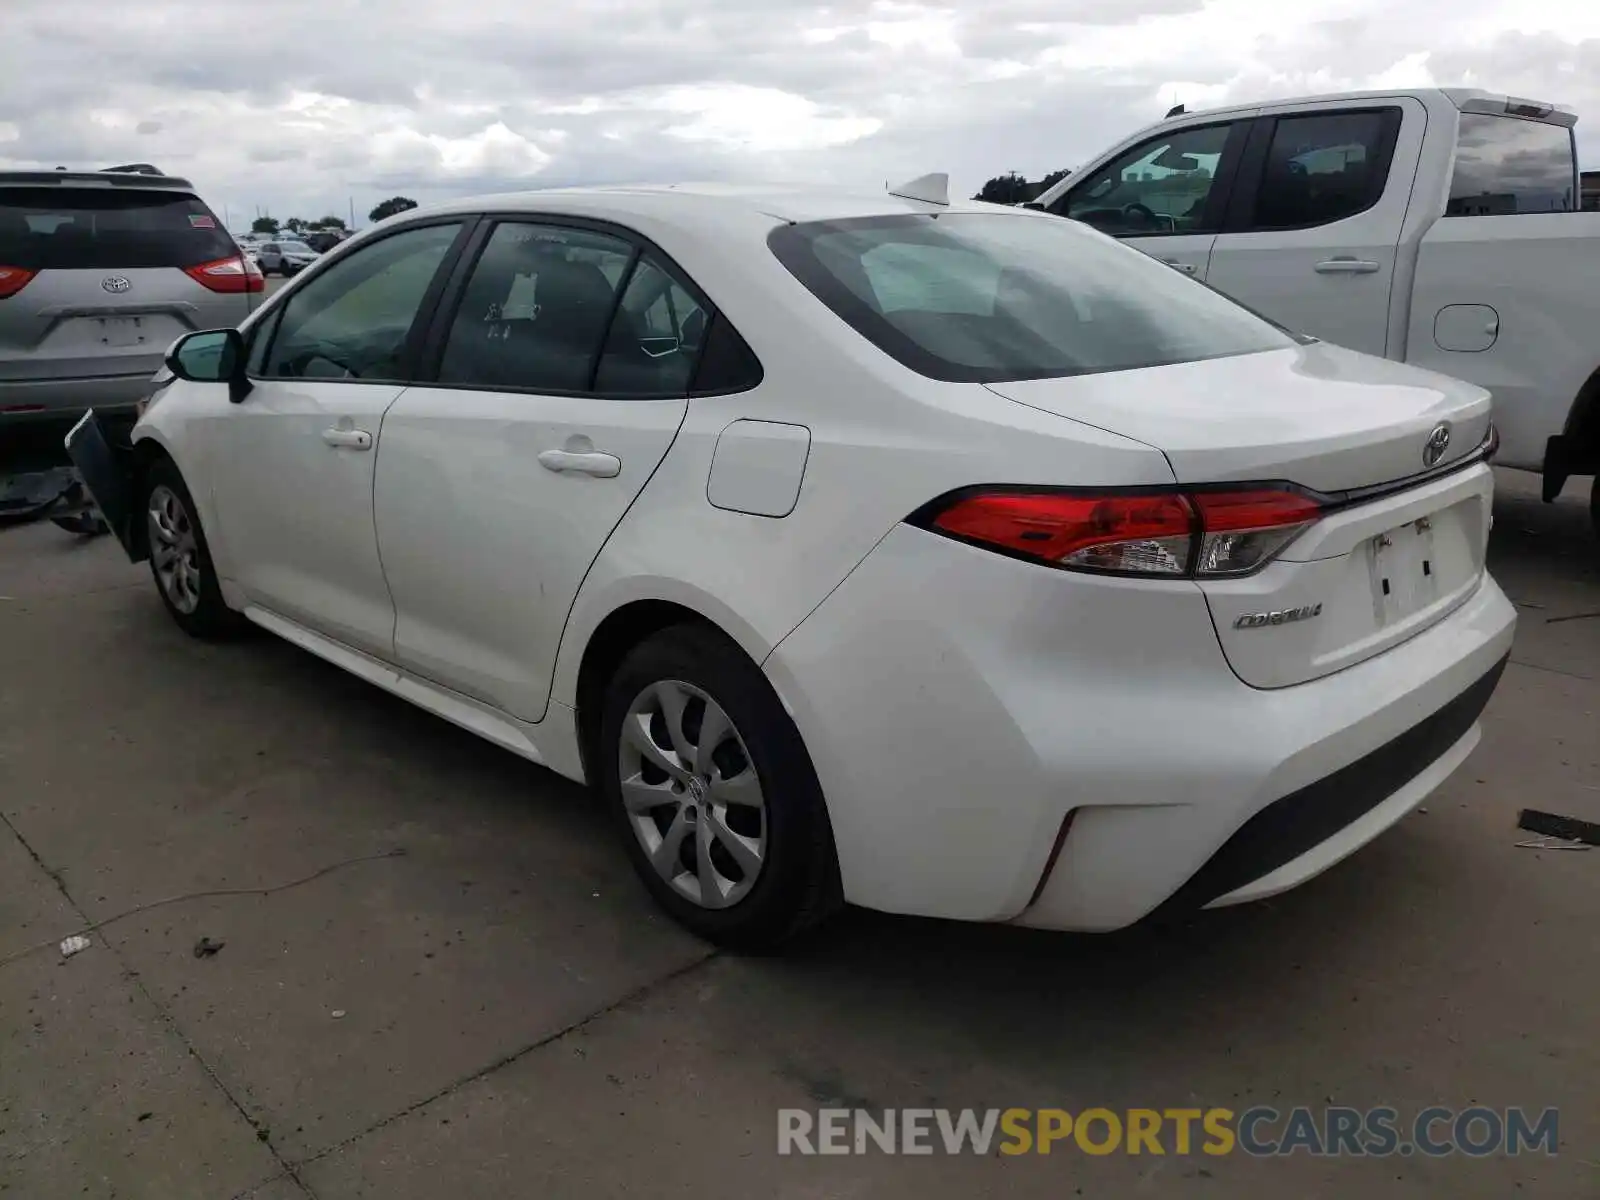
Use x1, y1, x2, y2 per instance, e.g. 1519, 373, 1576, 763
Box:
658, 85, 883, 152
0, 0, 1596, 228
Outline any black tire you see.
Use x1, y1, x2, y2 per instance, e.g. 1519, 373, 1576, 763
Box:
597, 623, 841, 952
1591, 476, 1600, 549
142, 457, 246, 639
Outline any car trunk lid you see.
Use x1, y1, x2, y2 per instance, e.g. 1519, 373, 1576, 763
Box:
986, 342, 1496, 687
985, 342, 1491, 494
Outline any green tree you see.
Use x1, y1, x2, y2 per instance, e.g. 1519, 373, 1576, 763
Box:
974, 172, 1030, 205
317, 214, 348, 230
368, 196, 419, 223
973, 169, 1072, 205
250, 216, 279, 234
284, 217, 306, 233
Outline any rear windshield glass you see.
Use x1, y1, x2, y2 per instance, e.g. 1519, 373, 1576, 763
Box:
0, 186, 235, 270
768, 213, 1292, 383
1447, 114, 1577, 216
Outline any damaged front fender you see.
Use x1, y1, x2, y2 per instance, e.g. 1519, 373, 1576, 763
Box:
64, 410, 148, 563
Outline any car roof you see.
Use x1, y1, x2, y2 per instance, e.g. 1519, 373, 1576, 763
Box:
1132, 86, 1574, 130
410, 181, 1019, 230
0, 169, 197, 191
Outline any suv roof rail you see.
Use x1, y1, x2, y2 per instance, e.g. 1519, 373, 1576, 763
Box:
0, 168, 195, 189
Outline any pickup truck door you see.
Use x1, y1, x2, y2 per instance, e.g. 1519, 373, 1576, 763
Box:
1202, 97, 1426, 357
1046, 116, 1257, 280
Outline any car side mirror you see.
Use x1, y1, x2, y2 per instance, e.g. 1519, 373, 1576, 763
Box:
164, 328, 252, 404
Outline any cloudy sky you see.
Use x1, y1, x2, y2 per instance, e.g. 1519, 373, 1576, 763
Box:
2, 0, 1598, 230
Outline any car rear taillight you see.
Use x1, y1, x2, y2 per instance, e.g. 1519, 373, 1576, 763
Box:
0, 265, 36, 299
184, 254, 265, 293
1189, 489, 1323, 576
914, 485, 1323, 578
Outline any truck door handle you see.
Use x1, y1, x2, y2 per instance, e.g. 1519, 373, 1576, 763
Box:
1160, 258, 1197, 274
1314, 258, 1380, 274
538, 449, 621, 478
321, 427, 372, 450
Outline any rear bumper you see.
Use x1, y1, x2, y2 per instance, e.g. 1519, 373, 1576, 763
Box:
1152, 654, 1505, 916
764, 523, 1517, 931
0, 373, 154, 423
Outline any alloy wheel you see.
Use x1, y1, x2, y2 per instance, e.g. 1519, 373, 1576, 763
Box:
147, 484, 202, 615
617, 679, 767, 909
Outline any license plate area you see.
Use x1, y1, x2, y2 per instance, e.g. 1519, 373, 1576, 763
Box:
1367, 507, 1468, 626
97, 316, 148, 348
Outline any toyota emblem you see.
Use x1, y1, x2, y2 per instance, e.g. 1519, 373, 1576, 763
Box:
101, 276, 131, 294
1422, 422, 1451, 468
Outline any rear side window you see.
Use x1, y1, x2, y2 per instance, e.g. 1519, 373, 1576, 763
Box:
1246, 109, 1398, 230
437, 222, 634, 393
769, 213, 1290, 384
593, 256, 708, 396
1447, 114, 1577, 216
0, 187, 234, 270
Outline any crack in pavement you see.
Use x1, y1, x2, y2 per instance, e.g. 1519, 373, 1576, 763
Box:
1509, 656, 1597, 683
289, 948, 721, 1172
0, 808, 321, 1200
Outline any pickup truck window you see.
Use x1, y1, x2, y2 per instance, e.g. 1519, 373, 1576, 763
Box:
1054, 121, 1240, 237
768, 213, 1292, 384
1245, 109, 1399, 231
1446, 114, 1576, 216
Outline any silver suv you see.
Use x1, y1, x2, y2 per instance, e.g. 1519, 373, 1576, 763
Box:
255, 238, 320, 276
0, 168, 261, 427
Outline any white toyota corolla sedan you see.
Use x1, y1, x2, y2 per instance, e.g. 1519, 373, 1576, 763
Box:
69, 178, 1516, 950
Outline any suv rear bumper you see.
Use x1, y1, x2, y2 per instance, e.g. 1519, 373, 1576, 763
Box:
0, 373, 154, 423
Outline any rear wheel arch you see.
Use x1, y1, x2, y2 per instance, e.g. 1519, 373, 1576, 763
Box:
575, 600, 733, 786
584, 610, 843, 948
127, 438, 175, 556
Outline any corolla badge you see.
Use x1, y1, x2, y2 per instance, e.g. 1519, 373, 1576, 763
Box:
1423, 422, 1452, 468
1233, 603, 1323, 630
101, 276, 131, 294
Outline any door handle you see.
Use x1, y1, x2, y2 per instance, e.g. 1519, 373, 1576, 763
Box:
321, 427, 373, 450
1160, 258, 1197, 274
1314, 258, 1380, 274
538, 448, 621, 478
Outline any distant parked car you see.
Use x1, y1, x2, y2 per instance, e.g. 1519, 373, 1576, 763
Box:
256, 239, 319, 276
0, 166, 262, 429
302, 230, 348, 254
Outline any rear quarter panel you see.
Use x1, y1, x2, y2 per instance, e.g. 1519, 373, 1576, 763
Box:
547, 209, 1178, 707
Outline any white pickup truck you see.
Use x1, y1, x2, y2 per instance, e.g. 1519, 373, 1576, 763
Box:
1033, 87, 1600, 541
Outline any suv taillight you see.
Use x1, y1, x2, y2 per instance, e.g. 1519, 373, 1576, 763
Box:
913, 486, 1323, 578
0, 266, 36, 299
184, 254, 264, 294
